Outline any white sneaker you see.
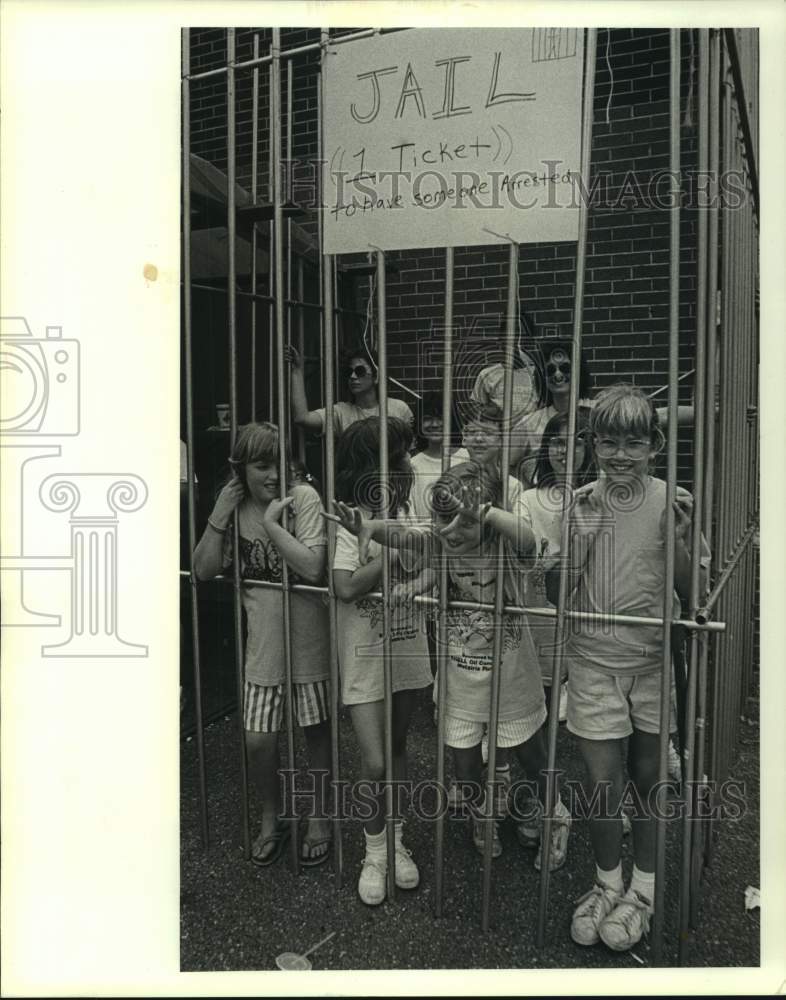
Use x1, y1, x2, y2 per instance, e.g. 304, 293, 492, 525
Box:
571, 884, 623, 946
394, 842, 420, 889
358, 855, 387, 906
534, 799, 571, 872
598, 889, 652, 951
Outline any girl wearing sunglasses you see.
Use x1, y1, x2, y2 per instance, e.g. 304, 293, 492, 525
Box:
285, 344, 414, 437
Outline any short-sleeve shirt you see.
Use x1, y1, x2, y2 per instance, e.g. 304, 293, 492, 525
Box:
332, 507, 432, 705
409, 448, 470, 520
441, 541, 546, 723
223, 484, 329, 686
312, 398, 414, 436
565, 477, 711, 677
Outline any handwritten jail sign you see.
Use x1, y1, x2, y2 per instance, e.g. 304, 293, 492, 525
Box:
322, 28, 584, 253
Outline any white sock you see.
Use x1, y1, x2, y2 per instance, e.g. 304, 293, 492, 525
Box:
394, 821, 405, 845
596, 862, 624, 895
364, 828, 387, 859
629, 865, 655, 909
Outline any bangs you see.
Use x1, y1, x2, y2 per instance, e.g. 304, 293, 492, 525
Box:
591, 385, 656, 440
230, 422, 281, 467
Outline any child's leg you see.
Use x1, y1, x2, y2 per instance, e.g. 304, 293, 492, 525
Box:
301, 718, 332, 862
626, 729, 660, 875
576, 736, 626, 871
349, 700, 386, 835
245, 729, 282, 861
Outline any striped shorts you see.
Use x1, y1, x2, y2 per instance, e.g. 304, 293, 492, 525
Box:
444, 704, 547, 750
243, 680, 330, 734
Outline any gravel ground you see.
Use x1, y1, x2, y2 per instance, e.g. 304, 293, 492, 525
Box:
180, 692, 759, 972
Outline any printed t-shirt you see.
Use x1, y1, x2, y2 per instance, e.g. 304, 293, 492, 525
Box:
223, 484, 329, 686
566, 477, 711, 677
333, 508, 432, 705
312, 398, 414, 436
441, 542, 545, 724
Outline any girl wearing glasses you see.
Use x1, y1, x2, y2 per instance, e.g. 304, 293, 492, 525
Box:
285, 345, 413, 436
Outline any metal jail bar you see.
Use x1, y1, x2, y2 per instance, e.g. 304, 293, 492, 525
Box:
181, 25, 756, 963
650, 28, 683, 965
181, 30, 209, 850
536, 26, 597, 950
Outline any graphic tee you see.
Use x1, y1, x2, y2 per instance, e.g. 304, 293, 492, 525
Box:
441, 542, 545, 723
333, 507, 432, 705
223, 484, 330, 686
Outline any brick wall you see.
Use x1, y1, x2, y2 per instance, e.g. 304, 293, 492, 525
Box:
187, 27, 703, 483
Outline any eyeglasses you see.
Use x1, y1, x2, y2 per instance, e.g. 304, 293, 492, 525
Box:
346, 364, 372, 379
549, 435, 586, 453
546, 362, 571, 377
594, 436, 651, 458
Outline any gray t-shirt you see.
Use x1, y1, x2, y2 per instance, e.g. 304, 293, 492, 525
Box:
566, 477, 710, 676
223, 484, 330, 686
312, 398, 413, 436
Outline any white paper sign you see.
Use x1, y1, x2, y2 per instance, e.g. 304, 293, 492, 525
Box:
322, 28, 585, 253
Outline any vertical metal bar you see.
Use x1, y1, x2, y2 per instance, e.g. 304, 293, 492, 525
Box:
316, 66, 327, 498
268, 60, 275, 422
286, 56, 293, 205
678, 28, 709, 966
250, 33, 260, 420
296, 257, 306, 463
227, 28, 251, 860
434, 246, 454, 918
536, 26, 597, 949
480, 240, 518, 933
708, 49, 733, 863
651, 27, 681, 964
691, 27, 721, 919
320, 25, 343, 886
182, 28, 210, 850
287, 216, 293, 437
375, 249, 397, 900
271, 27, 300, 875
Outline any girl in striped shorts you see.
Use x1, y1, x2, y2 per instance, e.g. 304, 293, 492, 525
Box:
193, 422, 332, 868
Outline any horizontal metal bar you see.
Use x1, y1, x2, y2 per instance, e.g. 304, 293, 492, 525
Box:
696, 517, 758, 623
185, 27, 406, 81
180, 571, 726, 631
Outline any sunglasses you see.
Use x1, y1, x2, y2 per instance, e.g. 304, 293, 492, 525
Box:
546, 362, 571, 377
346, 364, 373, 378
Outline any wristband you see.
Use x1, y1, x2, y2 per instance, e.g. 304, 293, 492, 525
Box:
207, 517, 228, 534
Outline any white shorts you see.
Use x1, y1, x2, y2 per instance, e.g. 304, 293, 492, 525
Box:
244, 680, 330, 733
444, 704, 547, 750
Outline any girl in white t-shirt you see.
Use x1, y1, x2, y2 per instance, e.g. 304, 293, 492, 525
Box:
330, 416, 432, 907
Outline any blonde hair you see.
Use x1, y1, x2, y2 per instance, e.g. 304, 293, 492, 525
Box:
591, 384, 661, 444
